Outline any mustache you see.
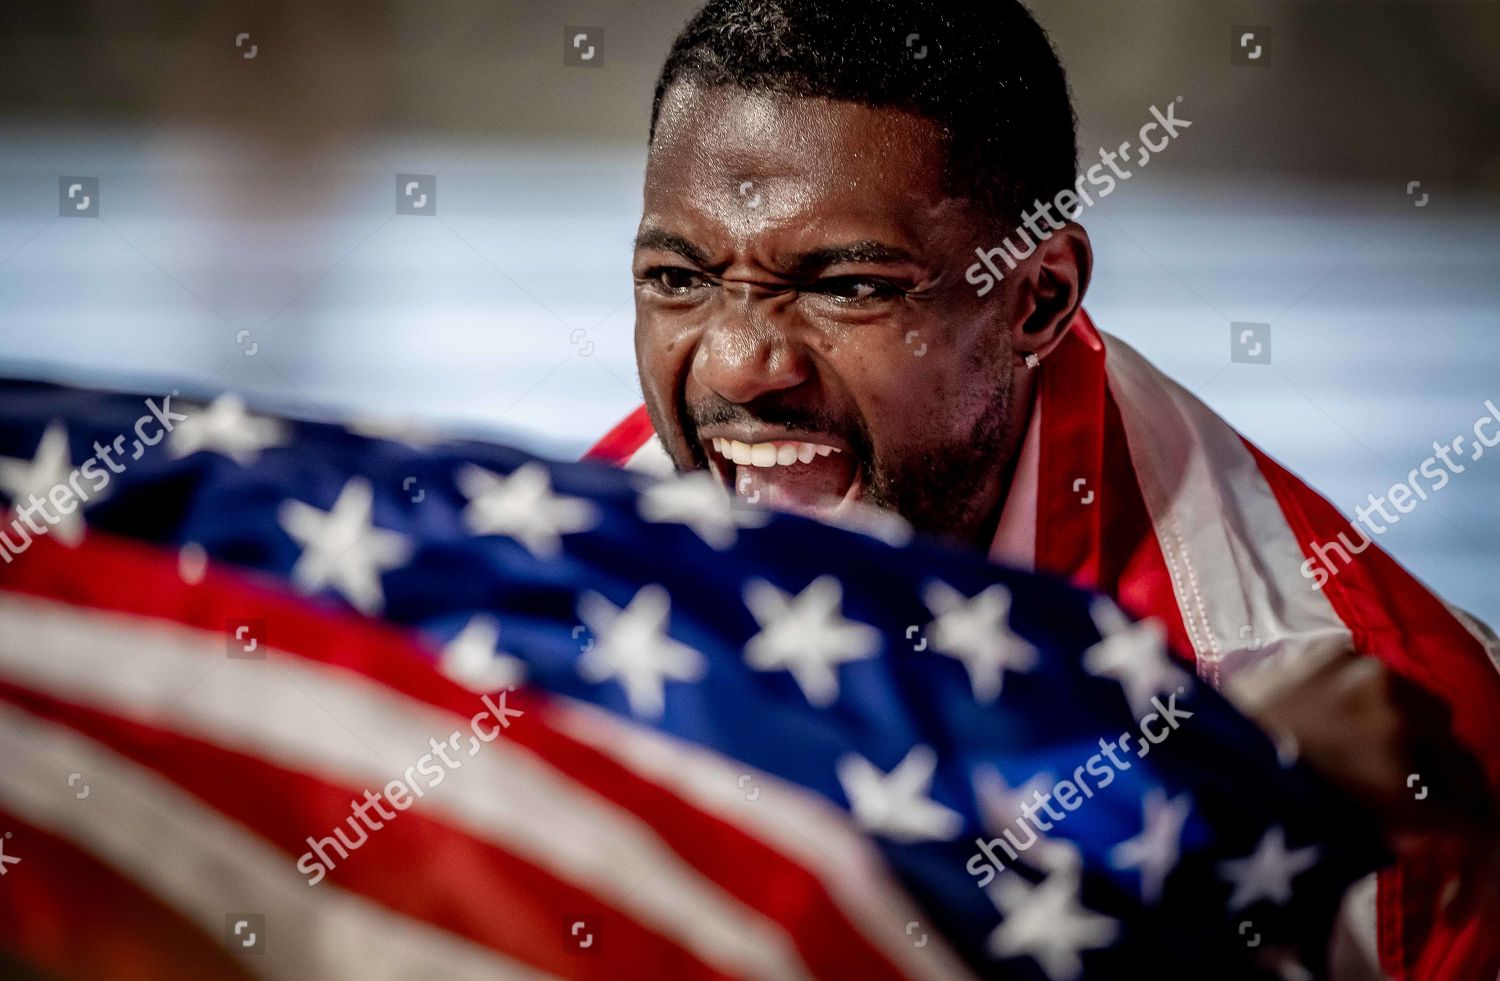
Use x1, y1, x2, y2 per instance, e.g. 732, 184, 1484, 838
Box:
683, 396, 871, 455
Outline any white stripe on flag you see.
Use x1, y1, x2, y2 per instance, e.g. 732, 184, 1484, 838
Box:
548, 698, 979, 981
0, 697, 559, 981
1101, 333, 1352, 689
625, 437, 675, 477
0, 592, 816, 981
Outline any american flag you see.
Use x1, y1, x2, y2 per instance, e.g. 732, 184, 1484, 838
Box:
0, 377, 1384, 979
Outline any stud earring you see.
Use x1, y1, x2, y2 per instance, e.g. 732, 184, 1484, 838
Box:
1024, 353, 1041, 369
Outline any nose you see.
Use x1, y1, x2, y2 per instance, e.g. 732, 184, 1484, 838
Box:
691, 290, 811, 405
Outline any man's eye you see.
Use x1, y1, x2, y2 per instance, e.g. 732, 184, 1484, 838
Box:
813, 277, 901, 302
647, 267, 710, 294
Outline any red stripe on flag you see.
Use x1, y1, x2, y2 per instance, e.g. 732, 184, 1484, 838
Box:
584, 405, 656, 465
1037, 311, 1198, 667
0, 805, 257, 981
1036, 312, 1107, 591
1246, 440, 1500, 981
0, 532, 912, 979
515, 703, 912, 980
0, 679, 735, 981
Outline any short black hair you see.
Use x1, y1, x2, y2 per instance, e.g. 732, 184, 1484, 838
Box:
650, 0, 1078, 231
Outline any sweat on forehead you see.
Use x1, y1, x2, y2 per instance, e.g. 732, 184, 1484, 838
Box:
645, 86, 955, 217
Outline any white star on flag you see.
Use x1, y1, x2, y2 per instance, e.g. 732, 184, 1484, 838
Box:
457, 462, 598, 558
1109, 787, 1192, 904
577, 584, 706, 718
0, 421, 86, 546
1083, 599, 1189, 718
743, 575, 880, 706
824, 502, 914, 548
986, 860, 1120, 981
637, 472, 769, 549
440, 614, 527, 691
1217, 825, 1320, 912
836, 745, 963, 844
346, 416, 444, 451
971, 765, 1076, 874
923, 581, 1037, 702
279, 477, 414, 614
168, 394, 288, 465
974, 764, 1056, 832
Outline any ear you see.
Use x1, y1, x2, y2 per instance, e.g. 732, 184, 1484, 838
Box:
1009, 222, 1092, 362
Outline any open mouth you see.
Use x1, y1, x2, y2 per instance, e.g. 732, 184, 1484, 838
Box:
703, 435, 862, 520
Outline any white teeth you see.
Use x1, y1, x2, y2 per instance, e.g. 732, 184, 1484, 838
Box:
711, 438, 843, 468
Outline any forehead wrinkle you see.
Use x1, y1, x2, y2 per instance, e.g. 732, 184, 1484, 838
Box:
649, 86, 952, 199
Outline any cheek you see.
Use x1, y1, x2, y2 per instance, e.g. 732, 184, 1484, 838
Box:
864, 334, 1006, 451
635, 311, 695, 400
825, 338, 946, 445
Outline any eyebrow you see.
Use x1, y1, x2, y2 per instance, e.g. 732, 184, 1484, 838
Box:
785, 241, 918, 278
634, 229, 917, 276
633, 229, 712, 267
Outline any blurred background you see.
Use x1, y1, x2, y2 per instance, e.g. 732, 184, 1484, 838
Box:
0, 0, 1496, 618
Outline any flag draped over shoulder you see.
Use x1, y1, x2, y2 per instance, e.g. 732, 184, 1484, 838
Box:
0, 378, 1386, 979
587, 311, 1500, 980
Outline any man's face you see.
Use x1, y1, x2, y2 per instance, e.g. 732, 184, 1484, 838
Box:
633, 84, 1030, 545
